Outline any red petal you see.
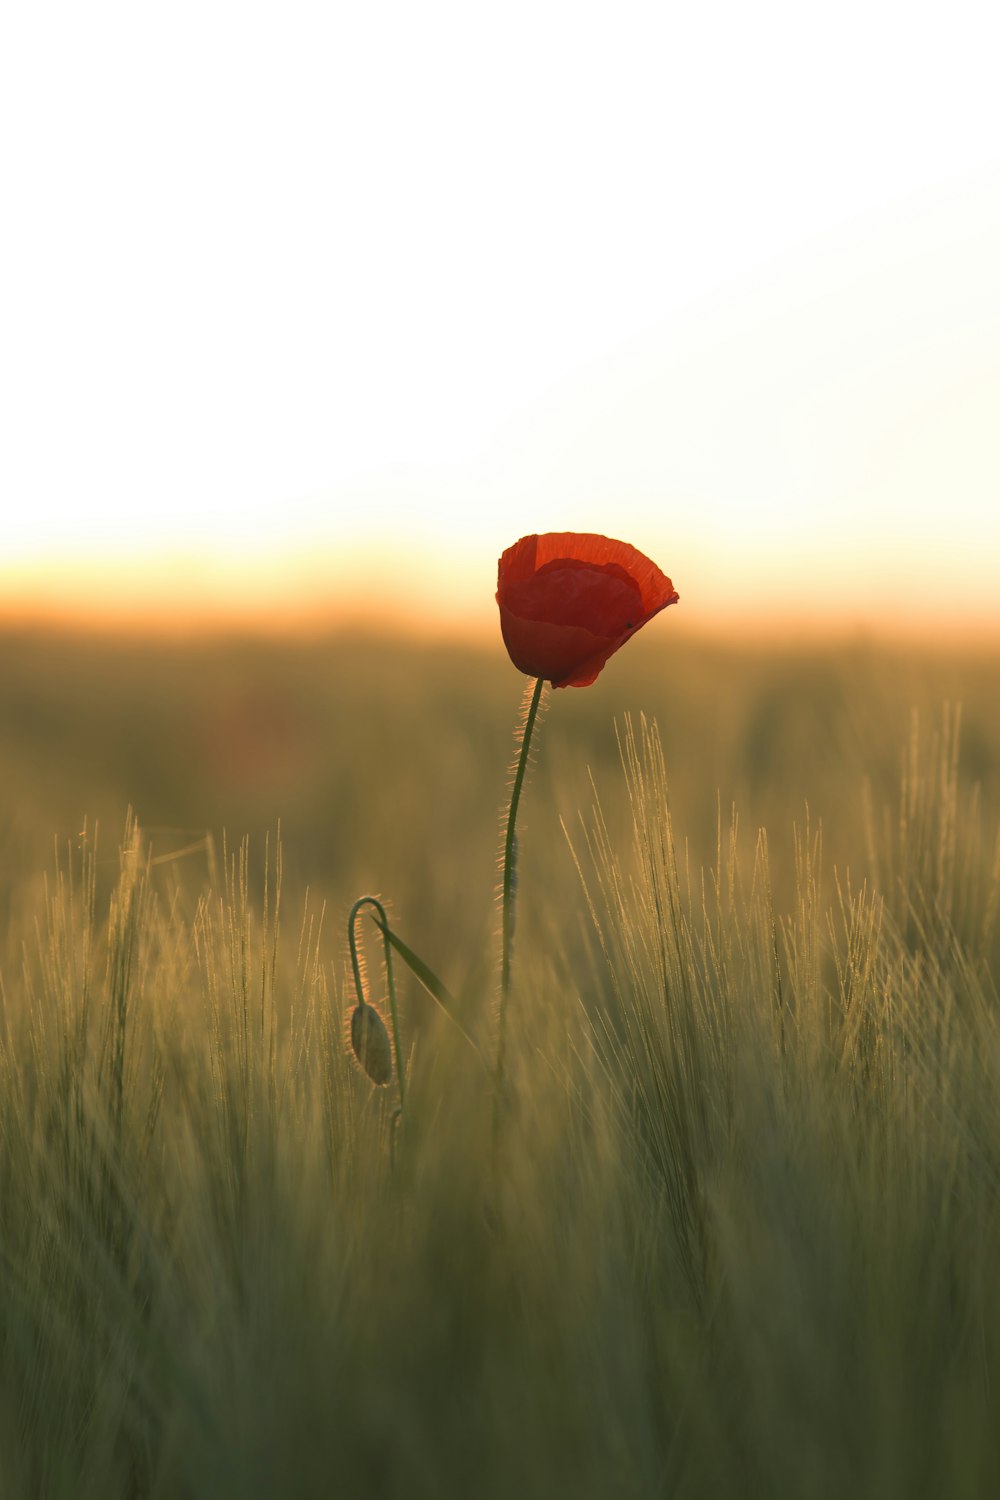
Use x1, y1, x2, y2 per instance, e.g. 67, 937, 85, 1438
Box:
497, 606, 612, 684
504, 560, 643, 637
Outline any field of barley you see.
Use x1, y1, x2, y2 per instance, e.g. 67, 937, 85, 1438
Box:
1, 623, 999, 1498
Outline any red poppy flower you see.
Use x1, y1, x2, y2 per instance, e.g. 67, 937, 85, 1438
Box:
497, 532, 679, 688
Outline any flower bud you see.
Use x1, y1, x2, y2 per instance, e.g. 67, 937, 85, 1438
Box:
350, 1002, 392, 1086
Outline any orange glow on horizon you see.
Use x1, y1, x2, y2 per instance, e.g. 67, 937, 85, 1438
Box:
2, 546, 998, 650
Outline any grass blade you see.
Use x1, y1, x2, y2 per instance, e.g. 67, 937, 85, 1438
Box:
367, 912, 486, 1064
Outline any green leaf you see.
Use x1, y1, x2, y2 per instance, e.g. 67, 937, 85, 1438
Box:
367, 912, 486, 1065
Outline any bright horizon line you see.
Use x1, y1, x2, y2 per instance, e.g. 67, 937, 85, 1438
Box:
2, 556, 998, 651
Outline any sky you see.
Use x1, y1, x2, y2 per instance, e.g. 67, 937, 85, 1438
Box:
2, 0, 998, 639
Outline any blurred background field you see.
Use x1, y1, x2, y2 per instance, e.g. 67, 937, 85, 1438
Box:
4, 622, 999, 976
4, 621, 1000, 1068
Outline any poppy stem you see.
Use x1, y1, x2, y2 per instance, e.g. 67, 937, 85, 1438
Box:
495, 674, 546, 1141
348, 895, 407, 1117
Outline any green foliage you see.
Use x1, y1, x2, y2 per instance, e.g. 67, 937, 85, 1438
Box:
0, 628, 999, 1496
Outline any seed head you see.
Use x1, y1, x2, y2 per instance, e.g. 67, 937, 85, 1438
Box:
350, 1002, 393, 1086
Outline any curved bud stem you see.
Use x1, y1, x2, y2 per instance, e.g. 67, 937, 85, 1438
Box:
348, 895, 406, 1115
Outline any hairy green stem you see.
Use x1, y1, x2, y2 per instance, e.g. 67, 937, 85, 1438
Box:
494, 675, 546, 1135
